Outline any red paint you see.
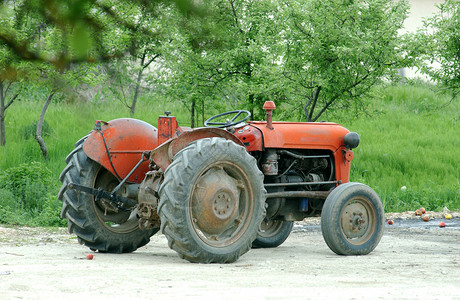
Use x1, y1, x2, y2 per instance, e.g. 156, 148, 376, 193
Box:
83, 118, 158, 183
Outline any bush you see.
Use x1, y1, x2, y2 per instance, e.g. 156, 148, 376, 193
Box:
0, 188, 26, 225
0, 162, 65, 226
22, 120, 53, 140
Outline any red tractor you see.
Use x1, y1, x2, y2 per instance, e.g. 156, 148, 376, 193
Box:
58, 101, 384, 263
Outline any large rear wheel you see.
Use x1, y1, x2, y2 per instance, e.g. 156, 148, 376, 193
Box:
252, 220, 293, 248
58, 137, 158, 253
320, 182, 384, 255
158, 138, 266, 263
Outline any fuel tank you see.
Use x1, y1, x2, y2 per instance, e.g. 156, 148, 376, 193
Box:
83, 118, 159, 183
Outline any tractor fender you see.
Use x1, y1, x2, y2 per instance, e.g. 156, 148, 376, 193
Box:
83, 118, 159, 183
150, 127, 244, 171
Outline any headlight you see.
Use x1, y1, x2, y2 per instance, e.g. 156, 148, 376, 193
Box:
344, 132, 360, 149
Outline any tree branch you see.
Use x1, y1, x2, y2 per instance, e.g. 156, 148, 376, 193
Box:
5, 94, 19, 110
142, 54, 160, 70
35, 89, 55, 160
308, 86, 321, 121
230, 0, 244, 34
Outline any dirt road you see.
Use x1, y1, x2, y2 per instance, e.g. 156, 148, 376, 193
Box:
1, 217, 459, 300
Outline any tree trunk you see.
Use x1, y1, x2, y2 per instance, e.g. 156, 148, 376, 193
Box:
304, 86, 321, 122
131, 52, 146, 117
36, 90, 55, 160
201, 99, 205, 127
131, 52, 160, 117
0, 82, 5, 146
249, 94, 254, 120
191, 98, 196, 128
0, 81, 19, 146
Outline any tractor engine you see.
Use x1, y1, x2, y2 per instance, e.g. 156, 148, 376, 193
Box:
259, 148, 335, 221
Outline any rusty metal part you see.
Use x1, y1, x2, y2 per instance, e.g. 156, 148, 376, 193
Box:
111, 151, 150, 195
90, 167, 139, 232
138, 203, 161, 230
190, 162, 253, 247
262, 101, 276, 130
340, 197, 376, 245
137, 170, 163, 230
83, 118, 158, 183
191, 167, 240, 235
67, 183, 137, 210
262, 149, 279, 175
158, 114, 180, 145
343, 149, 354, 163
150, 128, 244, 171
278, 150, 330, 160
258, 219, 284, 238
264, 180, 339, 187
266, 190, 331, 199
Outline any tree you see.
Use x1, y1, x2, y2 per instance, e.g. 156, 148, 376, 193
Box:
0, 43, 22, 146
0, 1, 35, 146
0, 78, 20, 146
0, 0, 200, 71
160, 0, 284, 124
416, 0, 460, 98
278, 0, 410, 121
102, 2, 165, 116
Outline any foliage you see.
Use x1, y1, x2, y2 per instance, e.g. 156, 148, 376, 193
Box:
414, 0, 460, 98
160, 0, 414, 124
0, 0, 200, 70
0, 0, 105, 147
159, 0, 284, 125
278, 0, 411, 121
342, 82, 460, 213
0, 83, 459, 228
102, 2, 165, 115
22, 119, 52, 140
0, 161, 66, 226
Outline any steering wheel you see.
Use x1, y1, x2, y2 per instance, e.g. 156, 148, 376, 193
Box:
204, 110, 251, 128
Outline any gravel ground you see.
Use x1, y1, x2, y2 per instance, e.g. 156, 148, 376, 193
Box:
1, 212, 459, 300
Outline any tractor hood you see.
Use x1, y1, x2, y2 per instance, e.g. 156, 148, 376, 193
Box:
236, 121, 350, 152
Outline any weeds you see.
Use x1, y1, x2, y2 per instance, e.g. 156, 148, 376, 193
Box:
0, 82, 459, 226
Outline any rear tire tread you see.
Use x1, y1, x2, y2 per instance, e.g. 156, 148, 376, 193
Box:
158, 138, 266, 263
59, 137, 157, 253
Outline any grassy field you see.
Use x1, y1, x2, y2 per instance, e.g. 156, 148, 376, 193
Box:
0, 82, 459, 226
341, 84, 460, 212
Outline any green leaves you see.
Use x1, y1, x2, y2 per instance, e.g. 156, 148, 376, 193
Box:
415, 0, 460, 98
70, 22, 93, 59
279, 0, 410, 121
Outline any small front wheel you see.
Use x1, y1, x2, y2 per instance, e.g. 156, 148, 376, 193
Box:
321, 182, 384, 255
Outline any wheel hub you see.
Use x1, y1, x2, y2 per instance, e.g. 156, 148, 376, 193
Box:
192, 167, 240, 235
213, 191, 235, 219
341, 201, 371, 241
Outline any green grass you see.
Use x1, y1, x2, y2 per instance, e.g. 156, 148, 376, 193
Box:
0, 94, 190, 178
0, 82, 459, 226
340, 83, 460, 212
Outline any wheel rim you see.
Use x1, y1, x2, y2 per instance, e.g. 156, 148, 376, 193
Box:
339, 197, 376, 245
258, 220, 284, 238
92, 168, 139, 233
190, 162, 254, 247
